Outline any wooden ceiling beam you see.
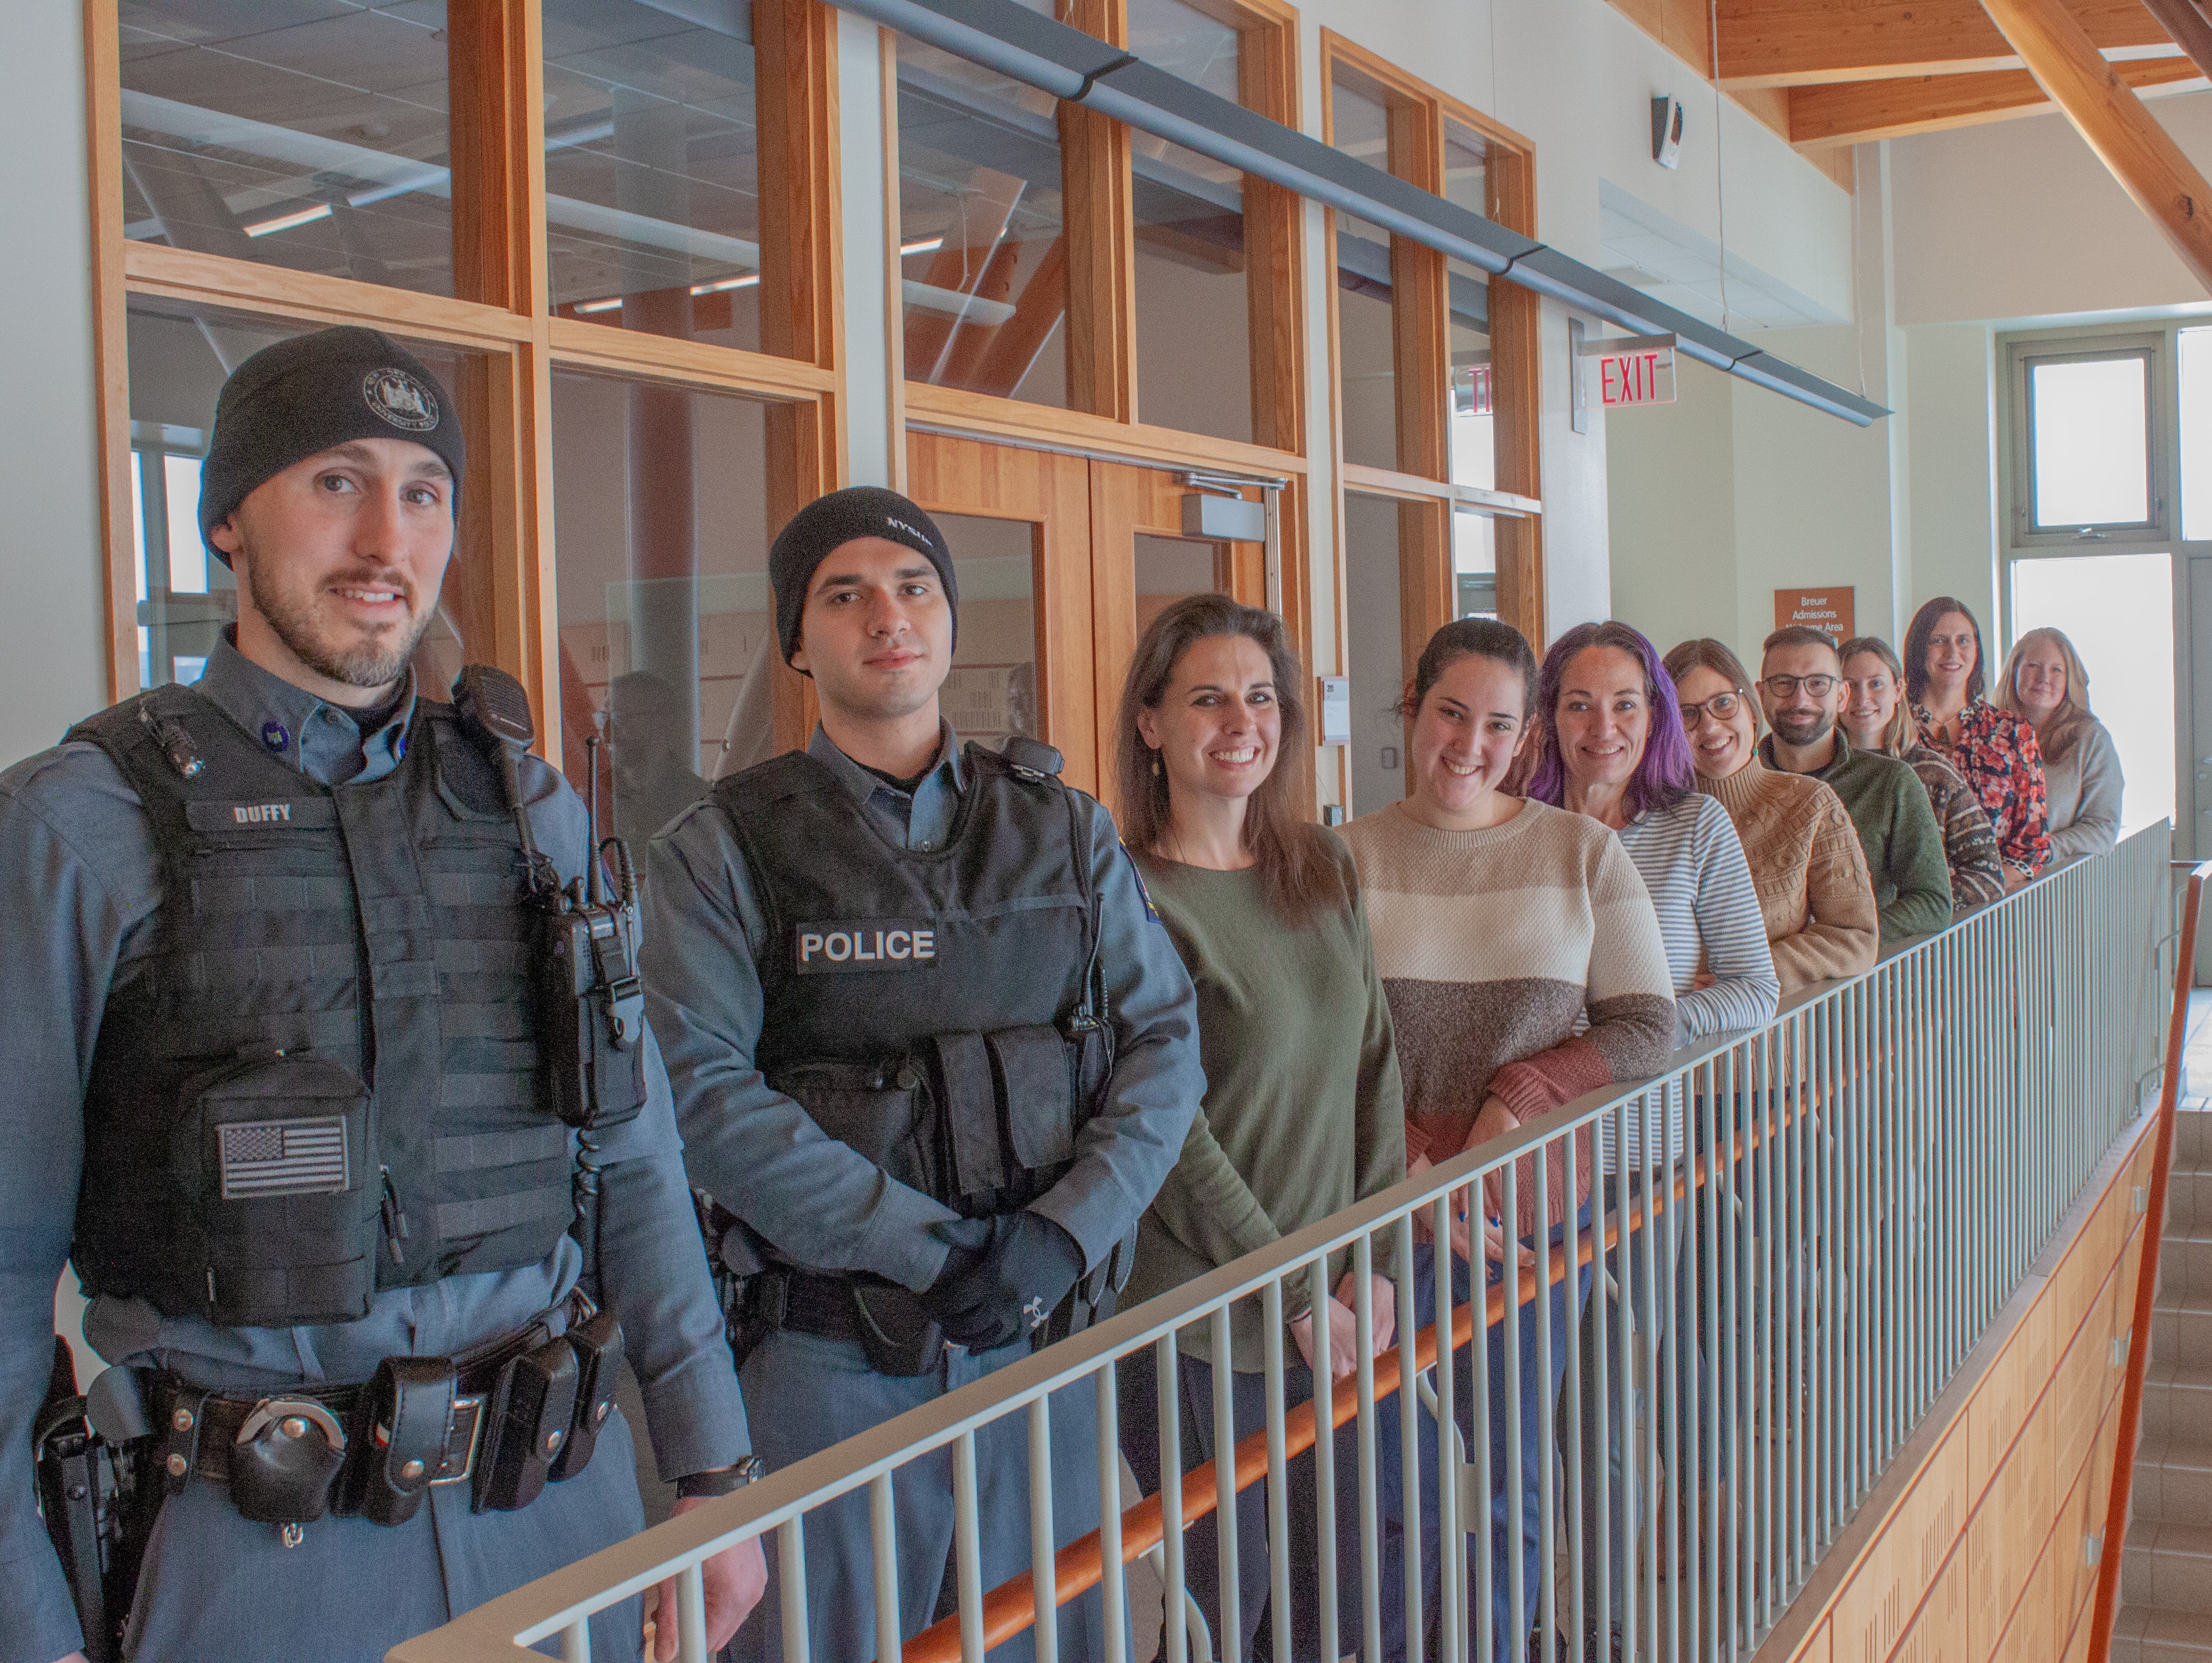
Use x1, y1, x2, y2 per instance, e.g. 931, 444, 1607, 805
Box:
1715, 0, 2171, 88
1790, 54, 2205, 145
1976, 0, 2212, 291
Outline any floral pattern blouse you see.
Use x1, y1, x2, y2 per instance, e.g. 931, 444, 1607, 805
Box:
1910, 698, 2050, 875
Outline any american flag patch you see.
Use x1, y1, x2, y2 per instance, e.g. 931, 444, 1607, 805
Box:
219, 1117, 352, 1201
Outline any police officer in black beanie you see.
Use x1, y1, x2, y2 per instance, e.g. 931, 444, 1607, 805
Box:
643, 486, 1204, 1659
0, 325, 766, 1663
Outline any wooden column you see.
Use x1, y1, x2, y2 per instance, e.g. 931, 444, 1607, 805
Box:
84, 2, 135, 702
1978, 0, 2212, 293
1487, 146, 1546, 648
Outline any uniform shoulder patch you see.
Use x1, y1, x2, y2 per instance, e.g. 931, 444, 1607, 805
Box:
1119, 839, 1161, 924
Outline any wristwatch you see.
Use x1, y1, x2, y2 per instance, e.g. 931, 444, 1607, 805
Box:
675, 1455, 766, 1500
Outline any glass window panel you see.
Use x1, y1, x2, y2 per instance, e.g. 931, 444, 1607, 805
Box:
123, 295, 473, 692
896, 39, 1070, 407
1442, 118, 1489, 218
933, 512, 1040, 748
2029, 354, 2150, 529
1337, 209, 1397, 470
2010, 551, 2172, 831
1447, 256, 1495, 491
1127, 0, 1251, 441
119, 3, 455, 296
541, 1, 764, 353
551, 370, 772, 836
1134, 533, 1229, 634
1344, 492, 1406, 813
2179, 327, 2212, 540
1453, 508, 1497, 619
1328, 73, 1390, 170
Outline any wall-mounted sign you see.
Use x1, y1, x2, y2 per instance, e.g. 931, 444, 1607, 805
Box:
1773, 586, 1855, 642
1317, 675, 1351, 745
1572, 329, 1677, 430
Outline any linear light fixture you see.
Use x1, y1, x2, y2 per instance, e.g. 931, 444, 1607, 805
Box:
573, 296, 624, 314
689, 274, 763, 294
900, 235, 946, 255
243, 202, 334, 238
833, 0, 1886, 426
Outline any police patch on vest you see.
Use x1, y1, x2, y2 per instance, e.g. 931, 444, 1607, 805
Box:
218, 1115, 352, 1200
795, 921, 939, 973
363, 366, 440, 432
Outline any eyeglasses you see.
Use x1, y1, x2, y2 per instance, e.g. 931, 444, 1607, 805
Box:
1679, 690, 1745, 726
1760, 673, 1838, 698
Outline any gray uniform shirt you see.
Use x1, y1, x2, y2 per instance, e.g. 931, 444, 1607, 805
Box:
644, 725, 1203, 1291
0, 638, 748, 1663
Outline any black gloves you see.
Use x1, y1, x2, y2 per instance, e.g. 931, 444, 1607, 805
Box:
924, 1211, 1086, 1353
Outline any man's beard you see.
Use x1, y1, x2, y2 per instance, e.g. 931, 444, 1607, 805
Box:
1771, 710, 1835, 748
245, 552, 431, 690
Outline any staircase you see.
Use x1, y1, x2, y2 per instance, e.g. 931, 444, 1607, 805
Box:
2113, 1105, 2212, 1662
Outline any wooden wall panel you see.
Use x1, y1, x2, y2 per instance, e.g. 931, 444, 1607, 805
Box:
1893, 1544, 1967, 1663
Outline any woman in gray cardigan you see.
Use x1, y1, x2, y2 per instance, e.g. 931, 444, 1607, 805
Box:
1998, 627, 2123, 862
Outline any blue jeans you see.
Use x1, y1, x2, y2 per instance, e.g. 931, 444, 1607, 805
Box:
1404, 1206, 1592, 1660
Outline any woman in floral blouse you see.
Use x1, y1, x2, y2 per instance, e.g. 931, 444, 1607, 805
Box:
1903, 596, 2049, 888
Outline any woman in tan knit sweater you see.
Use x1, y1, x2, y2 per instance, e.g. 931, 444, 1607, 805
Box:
1344, 618, 1675, 1663
1661, 638, 1878, 991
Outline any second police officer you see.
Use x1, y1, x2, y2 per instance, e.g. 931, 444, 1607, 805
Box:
644, 488, 1203, 1659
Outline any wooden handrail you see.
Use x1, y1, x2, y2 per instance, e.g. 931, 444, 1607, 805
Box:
901, 1081, 1821, 1661
2087, 860, 2209, 1662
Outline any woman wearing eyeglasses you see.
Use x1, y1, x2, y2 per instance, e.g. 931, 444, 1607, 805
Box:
1661, 638, 1878, 992
1903, 597, 2049, 888
1838, 635, 2005, 914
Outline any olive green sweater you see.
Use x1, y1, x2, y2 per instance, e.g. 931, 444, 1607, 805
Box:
1120, 833, 1405, 1370
1762, 734, 1953, 945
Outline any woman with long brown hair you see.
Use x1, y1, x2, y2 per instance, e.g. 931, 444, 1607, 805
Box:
1112, 592, 1409, 1660
1903, 596, 2049, 884
1838, 635, 2005, 913
1995, 626, 2122, 863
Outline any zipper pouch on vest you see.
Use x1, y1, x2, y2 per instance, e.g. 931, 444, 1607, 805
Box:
765, 1060, 939, 1201
178, 1051, 377, 1327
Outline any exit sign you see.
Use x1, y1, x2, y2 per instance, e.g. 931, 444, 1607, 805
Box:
1575, 332, 1678, 413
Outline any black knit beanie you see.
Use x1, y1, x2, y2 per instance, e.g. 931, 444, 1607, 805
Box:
199, 326, 465, 565
768, 487, 958, 665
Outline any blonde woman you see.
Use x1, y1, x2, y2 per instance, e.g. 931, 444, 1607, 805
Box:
1997, 627, 2122, 863
1838, 635, 2004, 913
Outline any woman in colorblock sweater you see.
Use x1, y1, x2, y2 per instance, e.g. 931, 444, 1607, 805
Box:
1662, 637, 1879, 993
1342, 617, 1675, 1663
1112, 594, 1410, 1661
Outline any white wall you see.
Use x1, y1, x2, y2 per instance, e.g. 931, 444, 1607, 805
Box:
1, 10, 105, 762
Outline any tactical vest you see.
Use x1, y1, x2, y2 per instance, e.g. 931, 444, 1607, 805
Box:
714, 743, 1107, 1232
68, 685, 574, 1328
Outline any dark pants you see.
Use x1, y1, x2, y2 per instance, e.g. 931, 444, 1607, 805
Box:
1118, 1345, 1427, 1663
730, 1328, 1106, 1662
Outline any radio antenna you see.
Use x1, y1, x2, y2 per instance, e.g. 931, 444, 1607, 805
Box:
584, 733, 607, 905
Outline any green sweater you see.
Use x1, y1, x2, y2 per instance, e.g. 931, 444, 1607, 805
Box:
1120, 832, 1405, 1370
1764, 733, 1953, 945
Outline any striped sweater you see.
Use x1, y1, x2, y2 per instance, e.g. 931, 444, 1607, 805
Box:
1342, 799, 1676, 1228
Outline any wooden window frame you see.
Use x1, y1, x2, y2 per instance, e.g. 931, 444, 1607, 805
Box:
1319, 30, 1544, 654
84, 0, 842, 762
892, 0, 1309, 482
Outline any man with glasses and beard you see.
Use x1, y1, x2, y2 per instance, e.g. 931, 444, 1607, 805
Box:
0, 328, 764, 1663
1756, 624, 1952, 945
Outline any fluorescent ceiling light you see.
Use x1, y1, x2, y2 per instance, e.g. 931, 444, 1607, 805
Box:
244, 203, 333, 238
573, 296, 623, 314
689, 274, 762, 294
900, 236, 946, 255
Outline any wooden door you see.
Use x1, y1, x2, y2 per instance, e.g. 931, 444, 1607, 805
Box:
905, 431, 1099, 792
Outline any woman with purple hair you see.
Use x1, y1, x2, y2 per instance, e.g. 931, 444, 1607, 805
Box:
1529, 622, 1777, 1654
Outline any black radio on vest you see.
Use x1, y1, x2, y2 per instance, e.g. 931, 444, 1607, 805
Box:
453, 667, 648, 1139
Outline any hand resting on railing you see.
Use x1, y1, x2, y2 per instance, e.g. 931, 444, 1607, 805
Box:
1407, 1149, 1537, 1270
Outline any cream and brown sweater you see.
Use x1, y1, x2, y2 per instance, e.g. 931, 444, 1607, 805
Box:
1699, 754, 1879, 992
1341, 799, 1676, 1224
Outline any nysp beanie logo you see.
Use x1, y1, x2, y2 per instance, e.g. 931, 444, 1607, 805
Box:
363, 367, 440, 432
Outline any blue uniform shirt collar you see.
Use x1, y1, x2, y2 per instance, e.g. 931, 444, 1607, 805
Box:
806, 719, 966, 852
192, 629, 418, 788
